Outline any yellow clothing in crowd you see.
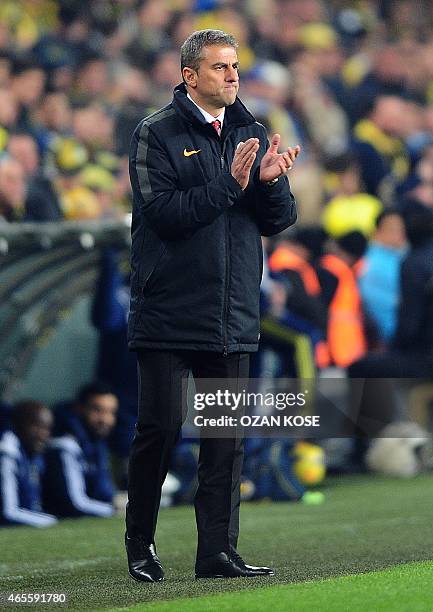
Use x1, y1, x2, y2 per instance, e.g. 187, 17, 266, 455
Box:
322, 193, 382, 238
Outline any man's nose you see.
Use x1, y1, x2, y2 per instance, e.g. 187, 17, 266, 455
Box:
226, 67, 238, 81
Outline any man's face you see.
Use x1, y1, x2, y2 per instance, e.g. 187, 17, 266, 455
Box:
184, 45, 239, 112
0, 89, 17, 126
20, 408, 53, 455
0, 159, 25, 208
80, 394, 118, 438
8, 135, 40, 176
13, 69, 46, 107
375, 214, 406, 249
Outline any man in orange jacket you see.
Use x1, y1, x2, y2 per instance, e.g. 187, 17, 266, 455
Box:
267, 227, 333, 371
320, 231, 368, 368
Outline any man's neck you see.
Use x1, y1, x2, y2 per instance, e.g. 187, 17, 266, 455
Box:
186, 91, 223, 118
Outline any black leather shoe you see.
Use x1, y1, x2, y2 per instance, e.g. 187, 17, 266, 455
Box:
230, 550, 274, 576
195, 552, 274, 578
195, 552, 245, 578
125, 534, 164, 582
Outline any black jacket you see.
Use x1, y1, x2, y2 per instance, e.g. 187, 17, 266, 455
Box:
128, 83, 297, 353
393, 237, 433, 354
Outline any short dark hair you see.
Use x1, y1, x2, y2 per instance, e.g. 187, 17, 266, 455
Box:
12, 400, 49, 430
77, 381, 114, 406
180, 29, 238, 74
375, 207, 401, 229
324, 153, 359, 174
336, 230, 367, 260
11, 55, 43, 76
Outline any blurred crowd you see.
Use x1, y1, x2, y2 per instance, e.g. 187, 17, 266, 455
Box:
1, 0, 433, 526
0, 0, 433, 223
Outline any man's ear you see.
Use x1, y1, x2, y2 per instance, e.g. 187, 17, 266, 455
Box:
182, 67, 197, 88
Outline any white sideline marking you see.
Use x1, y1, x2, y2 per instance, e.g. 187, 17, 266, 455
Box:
0, 556, 113, 579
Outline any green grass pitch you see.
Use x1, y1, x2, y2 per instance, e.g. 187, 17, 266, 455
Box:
0, 474, 432, 610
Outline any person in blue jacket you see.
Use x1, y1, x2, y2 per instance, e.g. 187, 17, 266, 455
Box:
43, 382, 118, 518
0, 400, 57, 527
91, 248, 138, 485
358, 208, 407, 344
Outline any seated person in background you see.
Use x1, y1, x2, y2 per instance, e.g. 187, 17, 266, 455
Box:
43, 382, 118, 518
0, 401, 57, 527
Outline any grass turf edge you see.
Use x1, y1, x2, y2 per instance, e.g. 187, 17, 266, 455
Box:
111, 560, 433, 612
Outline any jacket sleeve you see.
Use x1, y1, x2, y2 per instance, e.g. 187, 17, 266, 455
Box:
0, 454, 57, 527
129, 121, 243, 240
58, 450, 113, 517
247, 134, 297, 236
46, 438, 113, 518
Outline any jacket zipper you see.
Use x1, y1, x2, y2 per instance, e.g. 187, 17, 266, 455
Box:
223, 213, 229, 357
220, 135, 230, 357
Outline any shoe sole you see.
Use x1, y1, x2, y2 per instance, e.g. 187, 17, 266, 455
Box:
196, 567, 276, 578
196, 573, 271, 579
195, 574, 233, 579
128, 570, 164, 583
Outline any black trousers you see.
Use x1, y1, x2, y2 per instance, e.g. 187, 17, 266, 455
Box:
347, 350, 433, 436
126, 349, 250, 560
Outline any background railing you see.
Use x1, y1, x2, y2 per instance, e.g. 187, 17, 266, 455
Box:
0, 219, 131, 402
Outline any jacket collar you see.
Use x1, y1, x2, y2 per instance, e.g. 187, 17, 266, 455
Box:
172, 82, 256, 129
54, 404, 102, 457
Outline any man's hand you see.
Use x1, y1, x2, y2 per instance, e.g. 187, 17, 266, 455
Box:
259, 134, 301, 183
231, 138, 259, 190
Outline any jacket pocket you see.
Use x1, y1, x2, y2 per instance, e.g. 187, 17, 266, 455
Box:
141, 243, 167, 295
